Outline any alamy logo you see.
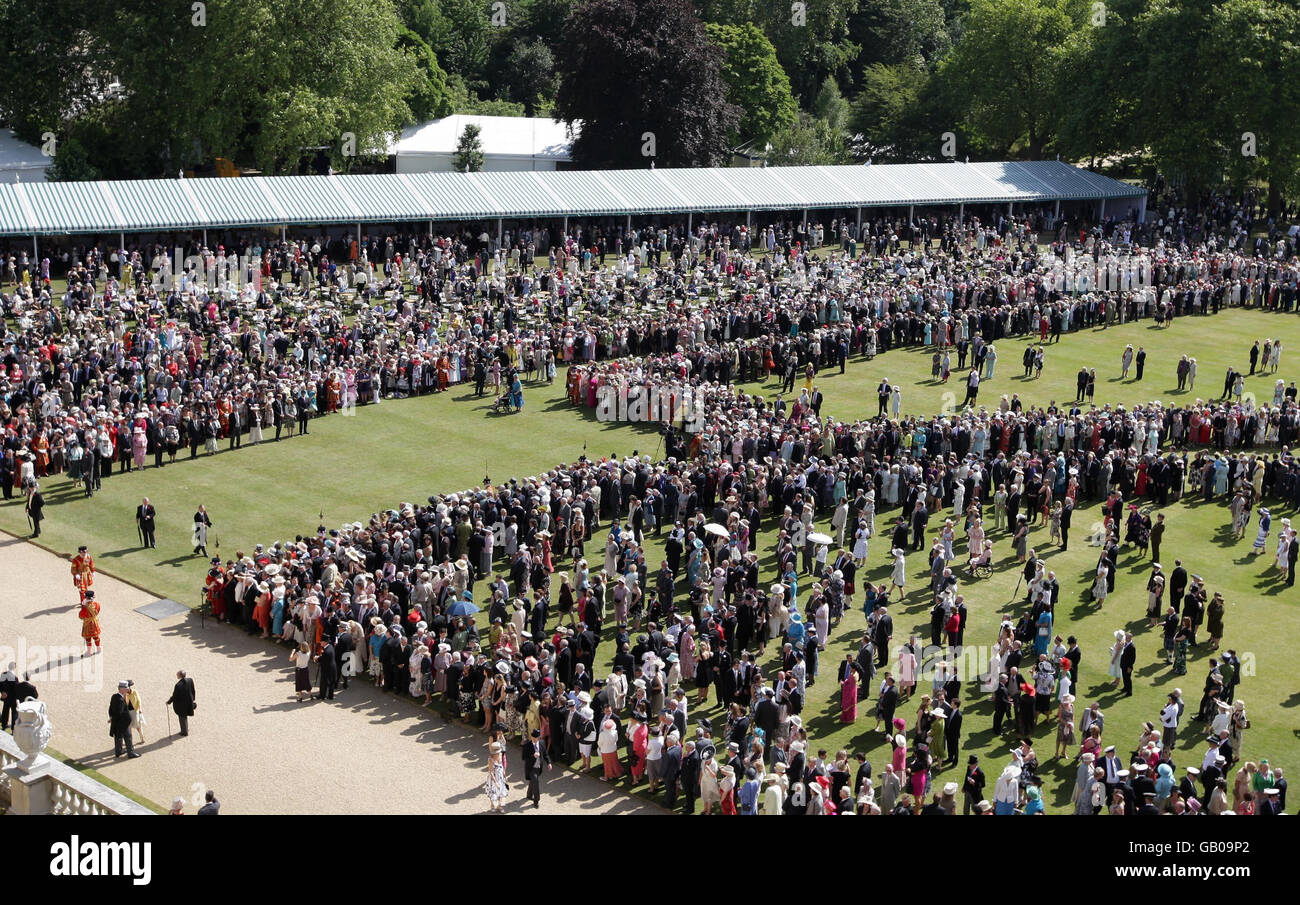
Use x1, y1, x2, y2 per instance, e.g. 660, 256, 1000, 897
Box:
49, 836, 152, 886
594, 384, 707, 433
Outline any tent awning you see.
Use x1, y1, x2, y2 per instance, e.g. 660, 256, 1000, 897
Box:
0, 160, 1147, 235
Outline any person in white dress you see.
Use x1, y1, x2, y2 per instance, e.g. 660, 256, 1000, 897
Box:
1107, 630, 1125, 684
852, 522, 870, 563
1275, 522, 1291, 571
890, 548, 906, 592
1092, 567, 1109, 606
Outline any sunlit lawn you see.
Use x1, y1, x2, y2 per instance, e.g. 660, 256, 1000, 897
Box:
3, 307, 1298, 812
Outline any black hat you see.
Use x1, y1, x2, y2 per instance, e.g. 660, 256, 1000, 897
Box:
968, 755, 979, 764
530, 728, 541, 738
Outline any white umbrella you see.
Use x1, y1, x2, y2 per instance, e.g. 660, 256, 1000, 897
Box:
703, 523, 729, 538
807, 532, 833, 545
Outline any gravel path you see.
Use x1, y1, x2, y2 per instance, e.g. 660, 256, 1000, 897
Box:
0, 532, 659, 815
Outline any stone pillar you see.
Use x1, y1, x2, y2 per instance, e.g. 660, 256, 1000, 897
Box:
4, 762, 54, 815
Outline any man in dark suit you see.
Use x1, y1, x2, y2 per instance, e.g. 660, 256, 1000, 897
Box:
135, 497, 157, 548
165, 669, 196, 736
910, 501, 929, 550
1064, 636, 1082, 691
1289, 535, 1299, 587
26, 483, 44, 537
197, 790, 220, 815
109, 681, 139, 757
874, 674, 898, 733
1060, 497, 1073, 550
678, 740, 701, 814
992, 673, 1013, 733
315, 639, 338, 700
873, 606, 893, 668
660, 735, 683, 810
1120, 633, 1136, 696
944, 698, 963, 767
0, 663, 36, 731
1169, 560, 1188, 613
754, 687, 780, 740
521, 728, 551, 808
192, 505, 212, 556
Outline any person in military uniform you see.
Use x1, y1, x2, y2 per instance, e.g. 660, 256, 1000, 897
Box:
78, 589, 102, 654
70, 545, 95, 600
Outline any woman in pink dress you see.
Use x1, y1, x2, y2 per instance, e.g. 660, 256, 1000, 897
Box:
839, 655, 858, 723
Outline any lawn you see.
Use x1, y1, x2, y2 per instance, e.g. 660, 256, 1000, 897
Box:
3, 306, 1298, 813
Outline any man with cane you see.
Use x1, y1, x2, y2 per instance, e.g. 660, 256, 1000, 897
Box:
192, 504, 212, 557
165, 669, 196, 737
136, 497, 157, 549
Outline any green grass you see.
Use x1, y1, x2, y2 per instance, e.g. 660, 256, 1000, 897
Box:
4, 306, 1299, 813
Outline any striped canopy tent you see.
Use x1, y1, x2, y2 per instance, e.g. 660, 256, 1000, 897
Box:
0, 160, 1146, 239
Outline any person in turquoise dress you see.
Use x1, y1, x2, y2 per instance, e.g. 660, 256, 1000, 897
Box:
508, 375, 524, 411
1034, 609, 1053, 657
271, 593, 286, 637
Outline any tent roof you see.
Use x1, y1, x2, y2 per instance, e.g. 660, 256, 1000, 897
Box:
0, 130, 53, 176
0, 161, 1146, 236
391, 115, 574, 161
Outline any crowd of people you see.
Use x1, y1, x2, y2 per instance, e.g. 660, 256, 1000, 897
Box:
3, 189, 1295, 814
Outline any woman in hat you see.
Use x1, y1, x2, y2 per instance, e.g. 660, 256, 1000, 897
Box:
290, 642, 312, 703
484, 740, 509, 813
693, 639, 714, 706
890, 548, 906, 594
1206, 592, 1225, 649
598, 719, 623, 780
1055, 693, 1076, 758
252, 581, 272, 638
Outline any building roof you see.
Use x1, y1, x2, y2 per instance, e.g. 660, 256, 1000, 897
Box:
391, 115, 574, 162
0, 161, 1145, 236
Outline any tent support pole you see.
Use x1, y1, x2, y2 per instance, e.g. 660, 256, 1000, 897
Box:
908, 204, 914, 223
33, 235, 37, 261
1054, 200, 1060, 220
958, 203, 964, 224
496, 217, 502, 246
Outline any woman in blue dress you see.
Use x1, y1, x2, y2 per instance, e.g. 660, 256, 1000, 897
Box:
271, 590, 286, 638
1034, 608, 1053, 657
509, 374, 524, 412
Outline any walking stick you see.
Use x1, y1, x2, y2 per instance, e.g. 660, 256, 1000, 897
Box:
166, 702, 172, 739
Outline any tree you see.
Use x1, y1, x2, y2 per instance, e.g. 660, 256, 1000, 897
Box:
850, 61, 958, 161
1201, 0, 1300, 213
397, 26, 456, 122
847, 0, 951, 71
453, 123, 486, 171
704, 23, 797, 145
0, 0, 112, 144
554, 0, 740, 167
939, 0, 1077, 158
766, 112, 853, 166
502, 39, 558, 116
